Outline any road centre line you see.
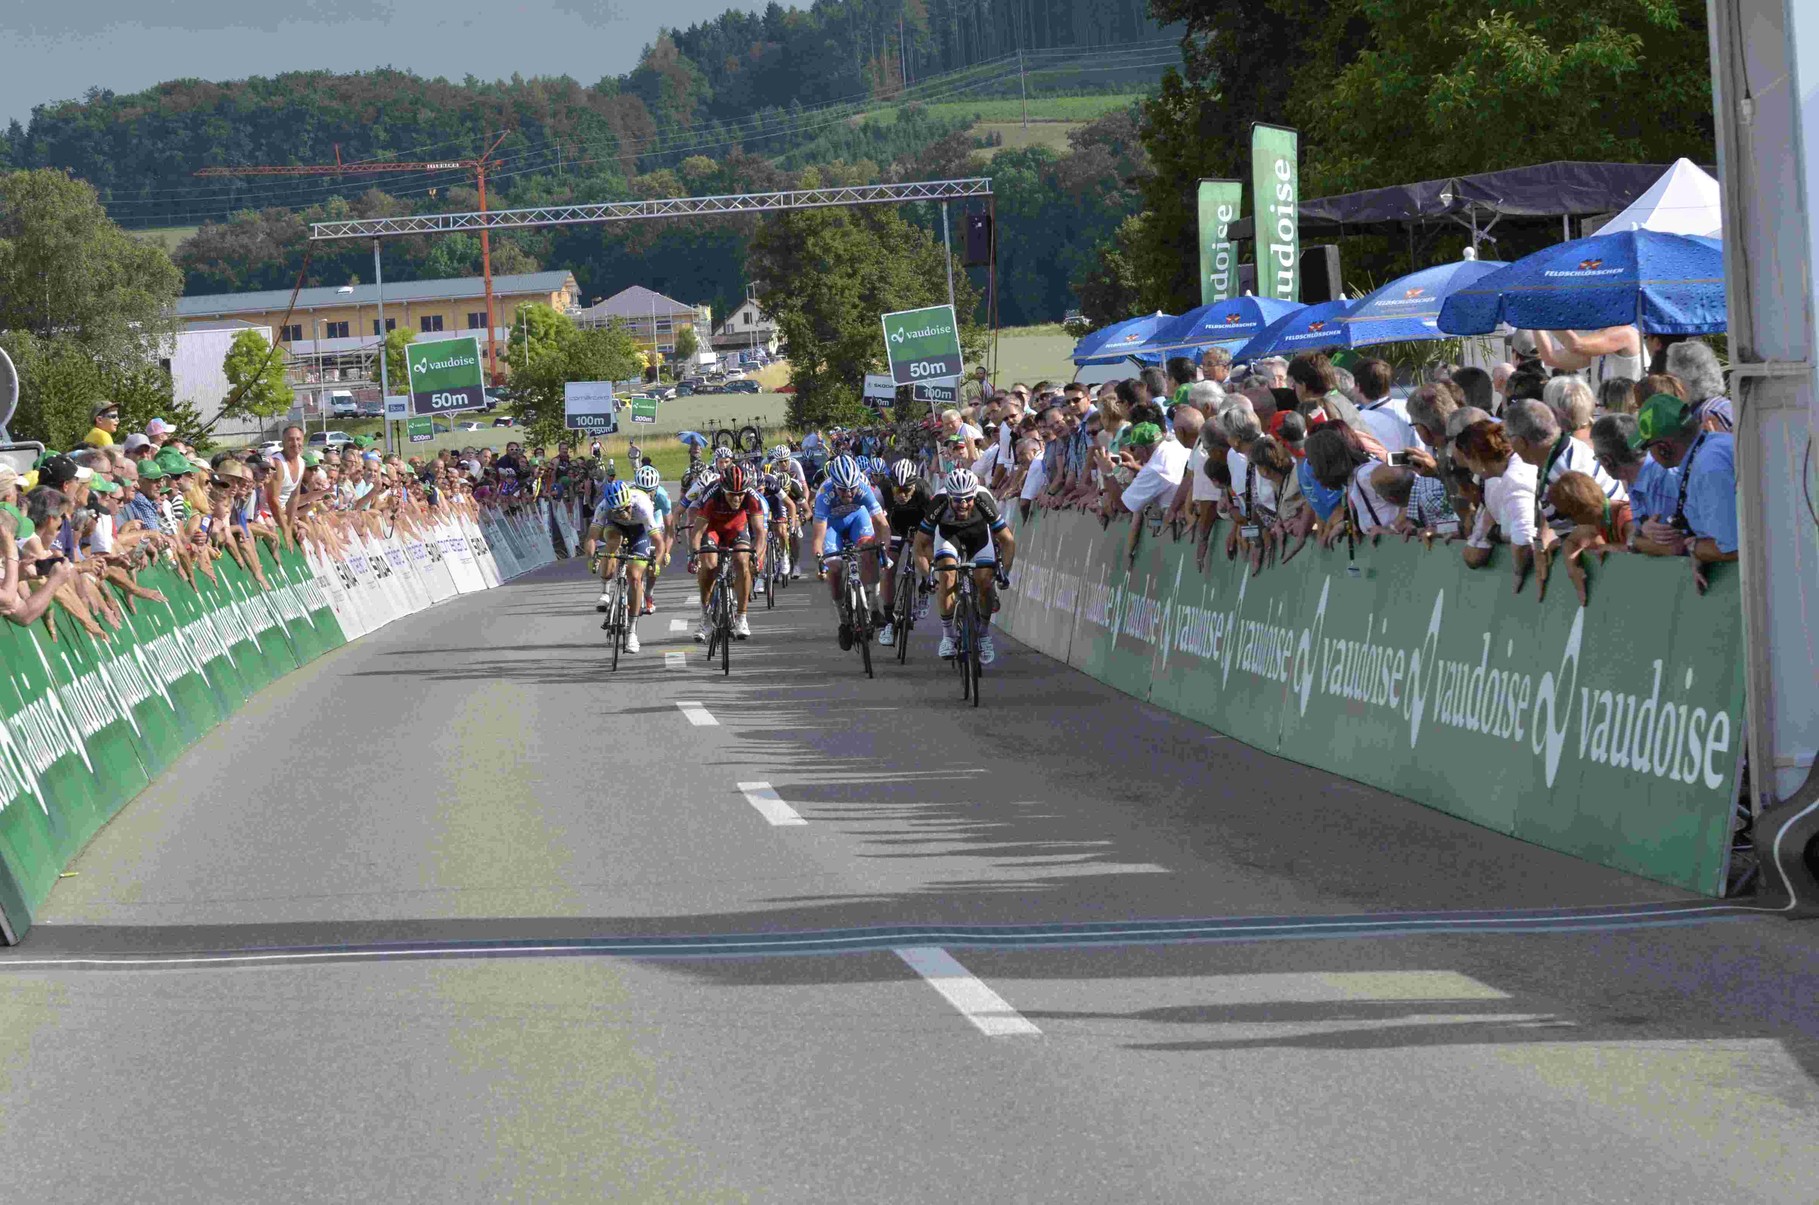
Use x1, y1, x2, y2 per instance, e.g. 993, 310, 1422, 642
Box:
669, 619, 688, 632
895, 946, 1041, 1036
736, 781, 808, 826
675, 701, 719, 726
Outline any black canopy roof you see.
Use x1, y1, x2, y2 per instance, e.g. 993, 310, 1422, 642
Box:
1228, 161, 1697, 240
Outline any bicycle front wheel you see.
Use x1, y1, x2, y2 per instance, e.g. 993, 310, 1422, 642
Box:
968, 600, 984, 707
956, 597, 973, 701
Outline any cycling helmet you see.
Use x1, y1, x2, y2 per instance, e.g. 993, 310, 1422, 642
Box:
827, 455, 865, 490
944, 467, 980, 497
769, 445, 792, 463
713, 446, 734, 464
890, 459, 918, 488
602, 480, 633, 511
634, 465, 660, 491
693, 472, 719, 497
719, 464, 747, 495
866, 456, 889, 477
763, 473, 781, 491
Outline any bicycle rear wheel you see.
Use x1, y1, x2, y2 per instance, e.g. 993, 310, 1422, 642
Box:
894, 583, 914, 666
856, 588, 874, 679
718, 578, 732, 676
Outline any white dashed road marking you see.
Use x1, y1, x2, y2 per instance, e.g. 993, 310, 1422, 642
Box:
669, 619, 688, 632
736, 781, 808, 826
665, 652, 686, 669
675, 701, 719, 726
894, 946, 1041, 1037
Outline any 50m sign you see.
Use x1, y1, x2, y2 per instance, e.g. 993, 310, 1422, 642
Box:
405, 336, 486, 417
880, 305, 963, 387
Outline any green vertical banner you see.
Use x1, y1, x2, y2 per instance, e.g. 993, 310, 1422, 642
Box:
1251, 124, 1300, 302
1197, 180, 1244, 306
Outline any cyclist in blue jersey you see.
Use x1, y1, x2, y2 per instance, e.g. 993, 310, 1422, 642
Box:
810, 454, 891, 650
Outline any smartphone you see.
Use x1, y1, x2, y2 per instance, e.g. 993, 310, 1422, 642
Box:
33, 557, 63, 575
1386, 451, 1410, 466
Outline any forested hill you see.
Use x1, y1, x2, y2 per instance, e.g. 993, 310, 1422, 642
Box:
0, 0, 1165, 227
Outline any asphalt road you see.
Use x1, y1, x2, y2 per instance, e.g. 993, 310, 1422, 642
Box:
2, 555, 1815, 1203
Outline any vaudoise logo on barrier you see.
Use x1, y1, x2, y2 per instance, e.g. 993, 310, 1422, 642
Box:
1014, 545, 1737, 797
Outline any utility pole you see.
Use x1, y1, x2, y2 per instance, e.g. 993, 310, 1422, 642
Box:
374, 239, 391, 454
940, 201, 956, 316
1018, 48, 1029, 128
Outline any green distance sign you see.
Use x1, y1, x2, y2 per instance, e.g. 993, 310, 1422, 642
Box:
881, 304, 963, 386
629, 397, 658, 424
407, 416, 434, 443
405, 336, 485, 416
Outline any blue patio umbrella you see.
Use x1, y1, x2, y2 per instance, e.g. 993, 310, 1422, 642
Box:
1071, 312, 1174, 365
1137, 296, 1304, 357
1233, 299, 1356, 362
1342, 258, 1508, 345
1437, 231, 1725, 336
675, 430, 709, 449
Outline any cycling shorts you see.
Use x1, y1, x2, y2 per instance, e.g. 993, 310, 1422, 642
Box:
822, 508, 876, 555
700, 527, 754, 553
932, 534, 995, 566
603, 524, 654, 561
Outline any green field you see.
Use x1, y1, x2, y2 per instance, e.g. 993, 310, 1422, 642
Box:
973, 121, 1084, 157
130, 225, 200, 251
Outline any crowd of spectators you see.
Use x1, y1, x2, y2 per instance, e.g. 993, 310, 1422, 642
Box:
0, 406, 569, 639
933, 334, 1738, 606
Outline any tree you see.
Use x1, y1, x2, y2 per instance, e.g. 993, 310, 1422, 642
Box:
673, 324, 700, 366
503, 306, 642, 447
748, 171, 981, 429
380, 327, 417, 391
218, 329, 294, 427
0, 169, 181, 370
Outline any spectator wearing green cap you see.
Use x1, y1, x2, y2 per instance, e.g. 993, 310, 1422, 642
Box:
1116, 418, 1189, 562
1629, 393, 1739, 576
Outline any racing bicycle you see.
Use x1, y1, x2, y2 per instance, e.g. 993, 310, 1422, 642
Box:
596, 549, 648, 672
831, 540, 882, 679
764, 525, 790, 610
949, 556, 1002, 707
891, 547, 920, 666
697, 542, 749, 677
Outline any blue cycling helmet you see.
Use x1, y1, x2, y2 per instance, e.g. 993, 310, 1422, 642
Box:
634, 465, 660, 490
866, 456, 889, 477
827, 455, 865, 490
602, 480, 633, 510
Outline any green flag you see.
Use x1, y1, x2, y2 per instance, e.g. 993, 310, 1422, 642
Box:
1197, 180, 1243, 306
1251, 124, 1300, 302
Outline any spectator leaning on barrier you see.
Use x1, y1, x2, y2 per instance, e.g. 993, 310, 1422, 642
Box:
1304, 422, 1395, 549
1589, 412, 1677, 532
1451, 419, 1540, 591
1502, 398, 1626, 538
1628, 393, 1739, 590
1116, 422, 1186, 561
1543, 376, 1597, 441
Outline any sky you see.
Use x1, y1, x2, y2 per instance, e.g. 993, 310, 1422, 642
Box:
4, 0, 762, 125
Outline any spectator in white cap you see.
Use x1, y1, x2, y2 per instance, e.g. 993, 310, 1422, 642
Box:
121, 432, 156, 462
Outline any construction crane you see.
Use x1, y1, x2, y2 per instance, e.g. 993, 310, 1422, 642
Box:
198, 133, 511, 383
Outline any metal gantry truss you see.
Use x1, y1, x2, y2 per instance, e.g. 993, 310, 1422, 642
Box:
309, 177, 994, 241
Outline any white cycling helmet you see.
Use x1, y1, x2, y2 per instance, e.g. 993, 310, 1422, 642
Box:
944, 467, 979, 497
769, 445, 792, 463
827, 455, 865, 490
635, 465, 660, 490
890, 459, 918, 488
713, 446, 734, 464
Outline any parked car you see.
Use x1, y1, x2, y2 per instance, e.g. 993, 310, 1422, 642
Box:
327, 390, 357, 418
674, 382, 696, 396
724, 369, 747, 381
358, 398, 383, 418
727, 379, 761, 394
456, 421, 485, 432
492, 416, 515, 427
306, 430, 354, 450
655, 386, 677, 400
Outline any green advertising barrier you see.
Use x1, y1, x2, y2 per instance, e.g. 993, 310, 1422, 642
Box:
1001, 507, 1746, 895
0, 545, 346, 940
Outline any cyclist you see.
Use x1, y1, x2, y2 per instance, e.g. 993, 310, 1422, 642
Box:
582, 479, 657, 654
687, 463, 765, 642
809, 454, 890, 650
634, 464, 674, 615
760, 470, 799, 579
769, 448, 810, 574
878, 458, 939, 647
914, 467, 1016, 665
